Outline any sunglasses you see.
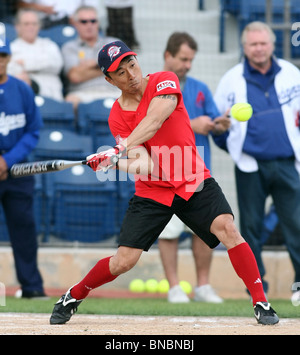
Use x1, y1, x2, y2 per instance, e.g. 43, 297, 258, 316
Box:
78, 19, 98, 24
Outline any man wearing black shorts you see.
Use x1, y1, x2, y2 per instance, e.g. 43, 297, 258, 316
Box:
50, 41, 279, 326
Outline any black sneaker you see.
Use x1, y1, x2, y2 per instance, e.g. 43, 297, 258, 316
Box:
50, 289, 82, 325
254, 302, 279, 325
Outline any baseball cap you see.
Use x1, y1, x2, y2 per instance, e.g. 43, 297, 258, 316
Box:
98, 41, 137, 75
0, 38, 11, 55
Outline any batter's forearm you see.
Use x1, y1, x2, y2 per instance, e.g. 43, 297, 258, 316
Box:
118, 149, 154, 176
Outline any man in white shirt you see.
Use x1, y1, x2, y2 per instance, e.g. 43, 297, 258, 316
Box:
8, 9, 64, 101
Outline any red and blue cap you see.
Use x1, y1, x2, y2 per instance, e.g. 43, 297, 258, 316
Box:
98, 41, 137, 75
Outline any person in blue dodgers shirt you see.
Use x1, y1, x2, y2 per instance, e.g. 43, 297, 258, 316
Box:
0, 39, 46, 299
213, 21, 300, 304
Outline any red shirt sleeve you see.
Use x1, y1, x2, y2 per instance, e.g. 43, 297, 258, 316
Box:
151, 71, 183, 103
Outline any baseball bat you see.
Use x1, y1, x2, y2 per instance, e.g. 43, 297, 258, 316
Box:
10, 159, 87, 178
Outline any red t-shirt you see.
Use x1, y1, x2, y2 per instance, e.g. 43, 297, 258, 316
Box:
109, 71, 211, 206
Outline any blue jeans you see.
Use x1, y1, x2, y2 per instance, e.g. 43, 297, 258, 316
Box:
235, 157, 300, 293
0, 176, 44, 293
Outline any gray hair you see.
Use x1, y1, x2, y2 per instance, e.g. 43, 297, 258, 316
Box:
241, 21, 276, 45
72, 6, 98, 21
14, 9, 41, 26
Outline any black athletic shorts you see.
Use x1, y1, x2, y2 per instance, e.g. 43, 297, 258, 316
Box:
118, 177, 233, 251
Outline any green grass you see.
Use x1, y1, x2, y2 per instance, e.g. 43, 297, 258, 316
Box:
1, 297, 299, 319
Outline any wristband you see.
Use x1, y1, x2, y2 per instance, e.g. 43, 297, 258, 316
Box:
114, 144, 127, 158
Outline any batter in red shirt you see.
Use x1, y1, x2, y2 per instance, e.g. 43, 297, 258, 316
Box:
50, 41, 279, 326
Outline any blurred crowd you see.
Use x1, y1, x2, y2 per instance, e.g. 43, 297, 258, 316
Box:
0, 1, 140, 111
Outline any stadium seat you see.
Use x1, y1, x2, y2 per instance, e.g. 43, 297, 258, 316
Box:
39, 25, 77, 48
239, 0, 286, 30
35, 96, 76, 131
221, 0, 240, 14
32, 129, 94, 241
3, 23, 77, 48
77, 98, 116, 151
52, 167, 118, 242
33, 128, 93, 161
219, 0, 300, 59
239, 0, 300, 20
239, 0, 300, 59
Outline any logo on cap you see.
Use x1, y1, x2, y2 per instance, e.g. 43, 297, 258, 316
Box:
108, 45, 121, 61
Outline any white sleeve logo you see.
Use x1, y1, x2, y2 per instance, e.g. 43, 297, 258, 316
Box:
0, 113, 26, 136
156, 80, 177, 92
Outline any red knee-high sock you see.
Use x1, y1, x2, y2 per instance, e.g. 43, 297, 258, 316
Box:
228, 242, 267, 306
70, 256, 118, 300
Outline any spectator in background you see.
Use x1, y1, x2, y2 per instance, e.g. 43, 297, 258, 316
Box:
105, 0, 139, 49
17, 0, 99, 29
158, 32, 230, 303
0, 39, 46, 299
8, 9, 64, 101
214, 21, 300, 304
62, 6, 120, 109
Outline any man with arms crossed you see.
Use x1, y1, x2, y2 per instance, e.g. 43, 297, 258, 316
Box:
50, 41, 279, 326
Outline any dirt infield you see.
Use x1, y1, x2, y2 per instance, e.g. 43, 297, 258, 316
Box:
0, 313, 299, 335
